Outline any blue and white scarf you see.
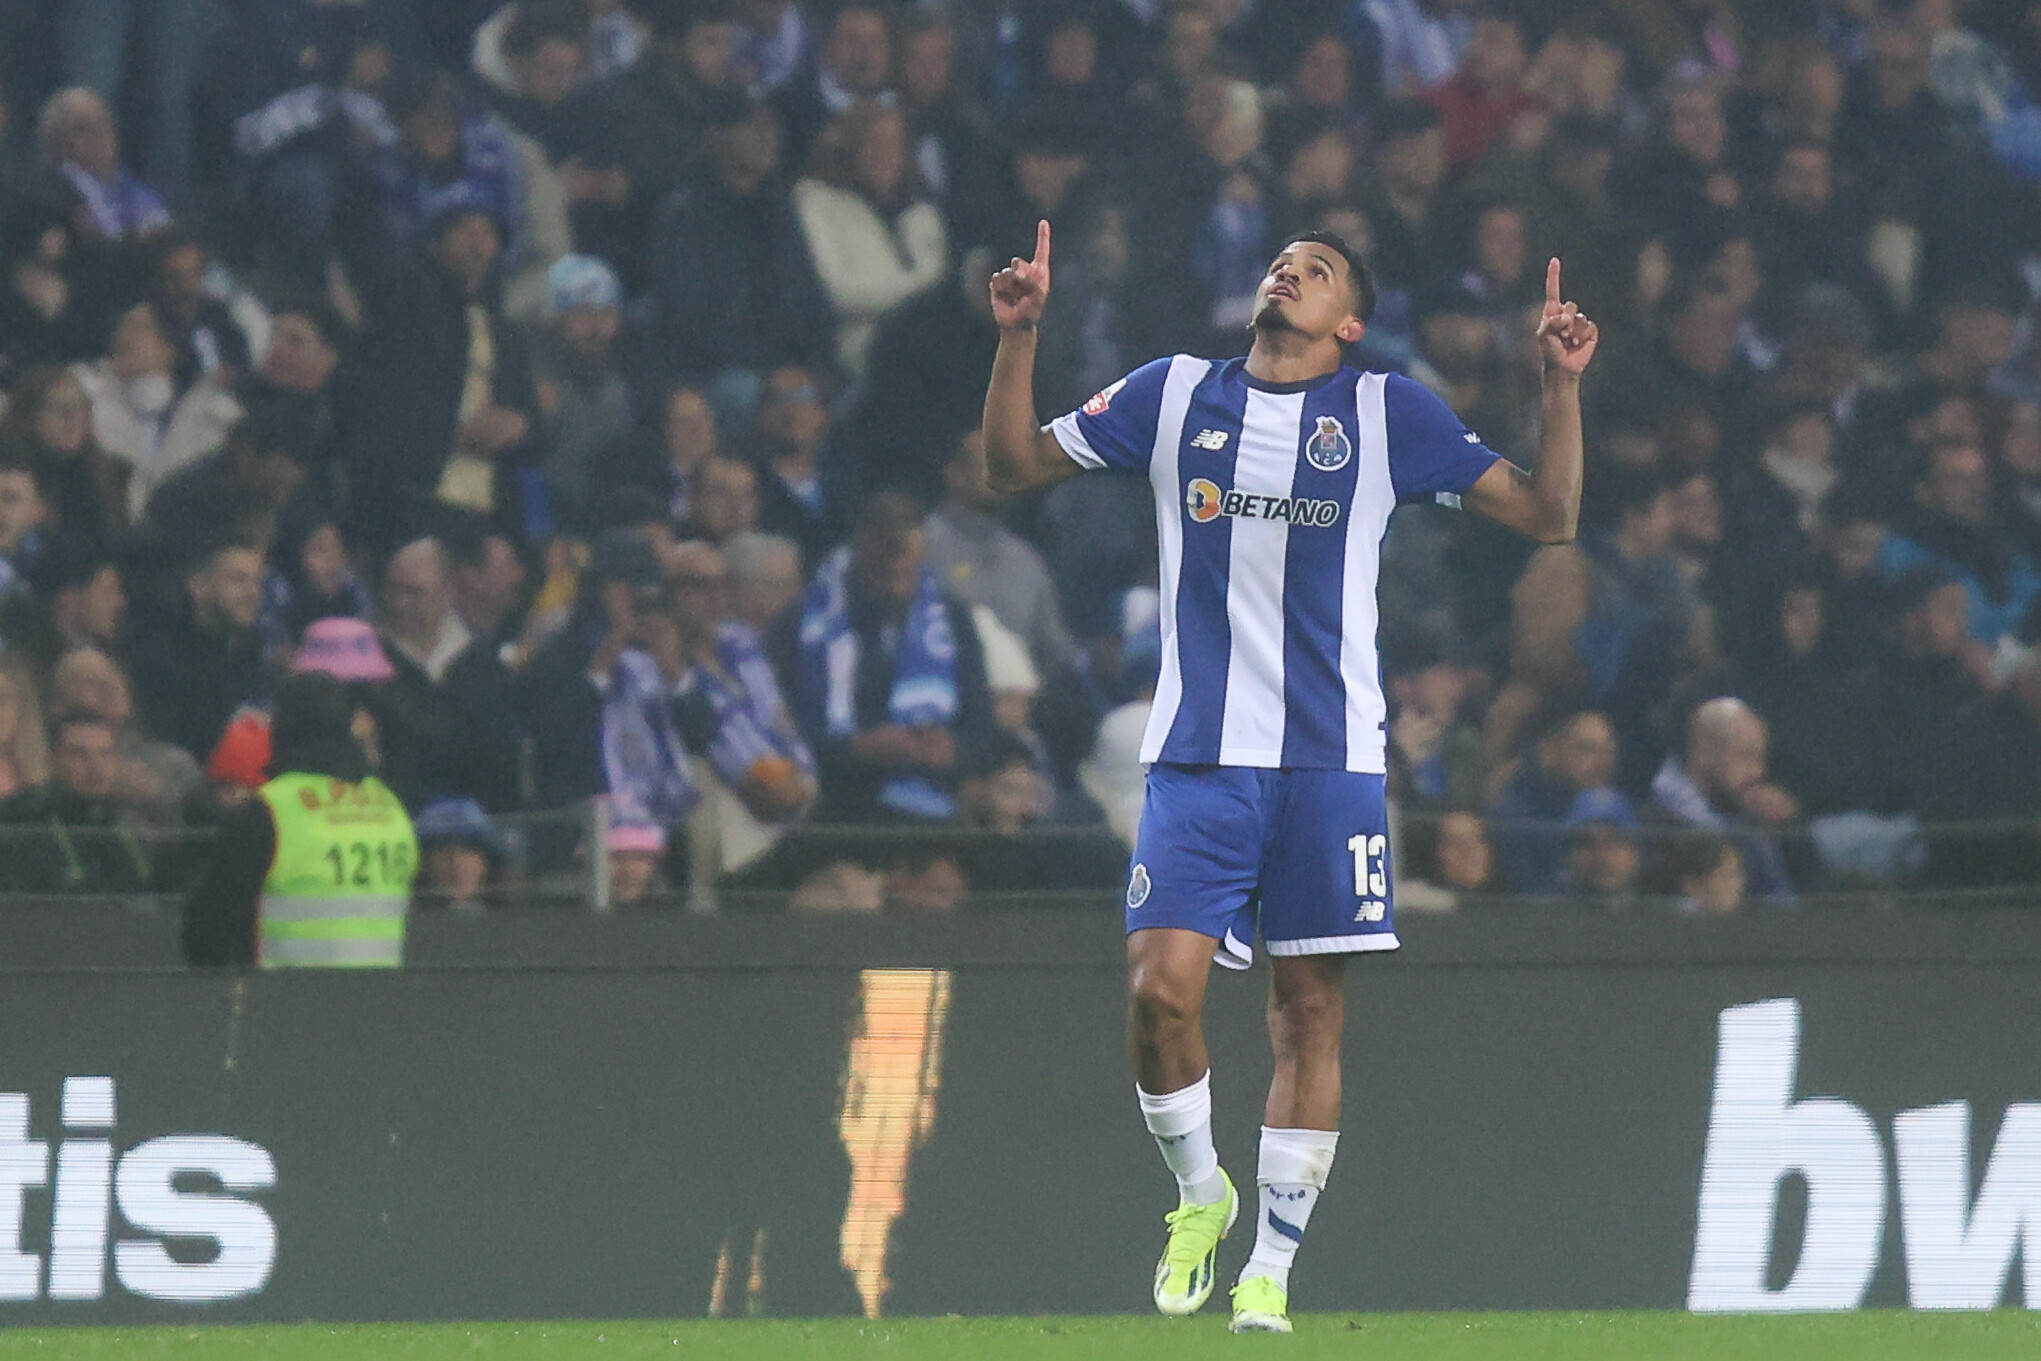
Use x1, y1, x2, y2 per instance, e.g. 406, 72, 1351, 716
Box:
600, 650, 699, 827
798, 548, 958, 818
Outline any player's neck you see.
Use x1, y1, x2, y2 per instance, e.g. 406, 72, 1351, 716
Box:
1244, 331, 1345, 387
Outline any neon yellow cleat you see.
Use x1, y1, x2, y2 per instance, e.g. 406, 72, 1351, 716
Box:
1151, 1170, 1238, 1316
1229, 1274, 1292, 1333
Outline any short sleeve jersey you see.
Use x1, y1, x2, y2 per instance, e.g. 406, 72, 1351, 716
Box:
1049, 356, 1500, 773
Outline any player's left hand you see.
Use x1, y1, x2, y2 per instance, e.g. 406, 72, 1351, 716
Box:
1536, 258, 1598, 377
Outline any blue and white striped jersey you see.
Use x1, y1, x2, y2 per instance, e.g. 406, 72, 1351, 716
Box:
1049, 356, 1500, 774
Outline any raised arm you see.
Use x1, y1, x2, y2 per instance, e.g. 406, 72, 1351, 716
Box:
1464, 258, 1599, 544
982, 220, 1083, 495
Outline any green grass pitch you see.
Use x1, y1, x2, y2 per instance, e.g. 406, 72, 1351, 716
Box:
1, 1313, 2037, 1360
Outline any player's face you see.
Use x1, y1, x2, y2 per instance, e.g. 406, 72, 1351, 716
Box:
1252, 245, 1363, 346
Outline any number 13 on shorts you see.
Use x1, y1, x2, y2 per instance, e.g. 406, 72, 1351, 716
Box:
1348, 833, 1388, 921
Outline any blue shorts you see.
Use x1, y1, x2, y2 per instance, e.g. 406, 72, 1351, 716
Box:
1124, 764, 1398, 970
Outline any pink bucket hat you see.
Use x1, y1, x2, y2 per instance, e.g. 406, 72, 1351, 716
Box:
293, 618, 397, 683
605, 823, 667, 855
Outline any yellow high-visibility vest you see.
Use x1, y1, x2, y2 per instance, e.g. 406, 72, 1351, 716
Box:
256, 772, 418, 968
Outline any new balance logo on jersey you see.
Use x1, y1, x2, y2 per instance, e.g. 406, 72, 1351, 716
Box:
1186, 478, 1341, 527
1189, 428, 1230, 450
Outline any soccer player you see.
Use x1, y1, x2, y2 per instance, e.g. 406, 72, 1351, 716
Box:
981, 221, 1597, 1332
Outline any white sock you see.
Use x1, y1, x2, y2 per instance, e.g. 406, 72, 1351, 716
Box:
1136, 1072, 1229, 1205
1240, 1126, 1339, 1292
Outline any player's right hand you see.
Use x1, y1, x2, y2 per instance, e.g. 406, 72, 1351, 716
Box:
989, 219, 1051, 331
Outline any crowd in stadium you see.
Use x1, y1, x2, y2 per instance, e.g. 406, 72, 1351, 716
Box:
0, 0, 2039, 913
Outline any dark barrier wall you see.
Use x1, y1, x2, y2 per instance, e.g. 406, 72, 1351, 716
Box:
0, 908, 2038, 1321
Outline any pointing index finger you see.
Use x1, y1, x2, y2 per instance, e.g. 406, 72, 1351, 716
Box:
1546, 257, 1562, 308
1035, 219, 1052, 273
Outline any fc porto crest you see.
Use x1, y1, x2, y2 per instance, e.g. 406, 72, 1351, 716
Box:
1127, 863, 1152, 909
1305, 415, 1352, 472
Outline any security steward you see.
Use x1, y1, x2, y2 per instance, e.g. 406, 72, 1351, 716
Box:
183, 672, 418, 968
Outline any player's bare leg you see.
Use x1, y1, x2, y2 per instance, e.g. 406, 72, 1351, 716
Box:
1127, 926, 1237, 1314
1127, 926, 1216, 1094
1265, 954, 1345, 1129
1233, 954, 1347, 1332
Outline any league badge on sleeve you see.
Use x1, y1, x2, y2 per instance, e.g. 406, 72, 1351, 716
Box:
1083, 377, 1128, 416
1305, 416, 1352, 472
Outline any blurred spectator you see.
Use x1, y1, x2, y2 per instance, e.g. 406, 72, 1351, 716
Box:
1924, 642, 2041, 888
76, 299, 192, 501
1648, 698, 1795, 900
748, 365, 842, 560
122, 539, 263, 761
3, 532, 125, 672
0, 364, 129, 538
518, 527, 688, 816
605, 379, 722, 527
49, 645, 202, 825
343, 204, 541, 542
682, 456, 761, 546
549, 3, 733, 285
1560, 788, 1643, 904
898, 9, 993, 218
796, 491, 992, 823
1665, 835, 1748, 917
794, 100, 947, 377
0, 654, 47, 798
1877, 438, 2041, 645
2004, 399, 2041, 563
1730, 575, 1859, 818
648, 96, 831, 396
1357, 99, 1450, 302
883, 850, 966, 911
841, 247, 1001, 505
0, 711, 154, 893
376, 537, 523, 812
413, 795, 507, 911
924, 430, 1074, 676
1490, 467, 1700, 789
142, 398, 310, 540
1386, 658, 1487, 814
789, 857, 884, 912
960, 731, 1051, 836
0, 454, 44, 593
1428, 809, 1495, 895
0, 203, 101, 372
530, 253, 631, 526
1613, 71, 1740, 259
1422, 5, 1534, 171
663, 538, 815, 842
605, 817, 667, 905
774, 1, 894, 168
446, 520, 529, 649
264, 503, 373, 647
723, 530, 802, 639
1360, 0, 1472, 97
148, 230, 251, 393
1491, 708, 1625, 894
1840, 567, 1988, 813
36, 85, 168, 240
